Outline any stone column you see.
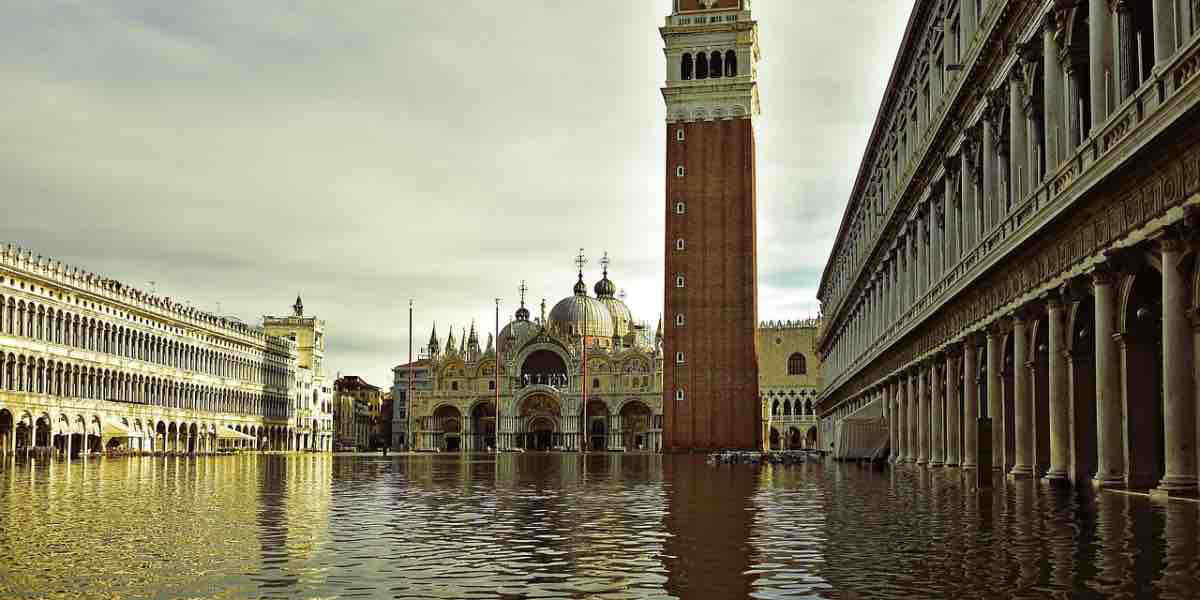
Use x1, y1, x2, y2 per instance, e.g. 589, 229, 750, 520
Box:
945, 158, 958, 262
1115, 1, 1136, 101
908, 371, 919, 462
1009, 68, 1029, 202
1089, 0, 1115, 127
1093, 264, 1126, 487
1152, 0, 1176, 68
961, 140, 976, 249
987, 326, 1004, 470
918, 365, 929, 465
1046, 293, 1072, 481
1011, 309, 1036, 478
964, 335, 979, 469
1065, 58, 1085, 148
946, 347, 962, 467
1154, 235, 1198, 495
982, 119, 996, 232
963, 0, 979, 44
931, 360, 945, 467
895, 381, 906, 463
897, 381, 907, 462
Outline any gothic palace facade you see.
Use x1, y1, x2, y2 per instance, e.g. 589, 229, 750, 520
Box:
817, 0, 1200, 495
0, 245, 334, 457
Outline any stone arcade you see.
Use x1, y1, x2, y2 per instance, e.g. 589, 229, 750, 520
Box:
817, 0, 1200, 495
0, 244, 334, 456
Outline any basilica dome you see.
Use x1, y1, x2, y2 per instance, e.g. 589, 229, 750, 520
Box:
594, 270, 633, 337
499, 305, 540, 353
549, 274, 614, 338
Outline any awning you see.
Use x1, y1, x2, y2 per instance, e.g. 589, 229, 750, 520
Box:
216, 426, 256, 441
101, 418, 135, 438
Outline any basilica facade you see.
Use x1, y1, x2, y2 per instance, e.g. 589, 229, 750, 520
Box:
402, 263, 664, 453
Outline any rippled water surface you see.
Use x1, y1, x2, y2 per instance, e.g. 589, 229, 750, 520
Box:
1, 454, 1198, 599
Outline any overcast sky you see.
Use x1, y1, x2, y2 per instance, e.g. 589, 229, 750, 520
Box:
1, 1, 911, 387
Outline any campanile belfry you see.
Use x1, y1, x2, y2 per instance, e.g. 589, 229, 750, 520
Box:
661, 0, 760, 451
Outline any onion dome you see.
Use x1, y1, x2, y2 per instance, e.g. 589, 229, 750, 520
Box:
549, 271, 614, 338
594, 255, 633, 337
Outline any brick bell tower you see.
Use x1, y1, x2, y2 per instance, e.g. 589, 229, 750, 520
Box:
661, 0, 760, 452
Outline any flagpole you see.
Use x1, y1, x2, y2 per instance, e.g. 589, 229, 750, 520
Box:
408, 299, 413, 452
495, 297, 501, 453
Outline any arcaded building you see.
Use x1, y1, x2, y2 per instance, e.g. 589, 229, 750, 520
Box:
816, 1, 1200, 494
0, 244, 333, 455
661, 0, 762, 451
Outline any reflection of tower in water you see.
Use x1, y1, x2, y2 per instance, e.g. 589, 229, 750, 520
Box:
663, 457, 759, 598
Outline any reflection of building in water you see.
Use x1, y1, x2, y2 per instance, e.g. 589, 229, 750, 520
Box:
0, 245, 334, 458
402, 258, 666, 452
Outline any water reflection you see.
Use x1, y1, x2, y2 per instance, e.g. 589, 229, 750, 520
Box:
1, 455, 1199, 599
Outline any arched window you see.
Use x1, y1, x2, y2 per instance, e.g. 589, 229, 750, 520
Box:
725, 50, 737, 77
681, 53, 693, 80
675, 313, 685, 326
675, 201, 686, 214
675, 274, 685, 288
695, 52, 709, 79
787, 353, 807, 375
675, 388, 685, 401
709, 51, 722, 78
675, 351, 685, 364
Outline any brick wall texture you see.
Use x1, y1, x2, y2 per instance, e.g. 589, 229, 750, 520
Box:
663, 118, 760, 451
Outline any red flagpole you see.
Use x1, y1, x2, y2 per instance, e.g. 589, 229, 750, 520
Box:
495, 297, 500, 452
408, 299, 413, 451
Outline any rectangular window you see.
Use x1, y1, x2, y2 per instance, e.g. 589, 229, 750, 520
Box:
676, 238, 686, 251
676, 166, 685, 177
675, 388, 685, 401
676, 128, 685, 141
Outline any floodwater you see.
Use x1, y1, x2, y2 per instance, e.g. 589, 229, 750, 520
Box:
0, 454, 1197, 600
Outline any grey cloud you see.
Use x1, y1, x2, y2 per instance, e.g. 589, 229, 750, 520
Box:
1, 0, 911, 385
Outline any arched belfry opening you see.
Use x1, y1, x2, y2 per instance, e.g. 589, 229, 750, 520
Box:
709, 51, 722, 78
725, 50, 737, 77
681, 53, 693, 80
695, 52, 709, 79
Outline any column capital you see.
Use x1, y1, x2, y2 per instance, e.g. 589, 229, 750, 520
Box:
986, 317, 1011, 337
1088, 252, 1130, 285
1011, 302, 1042, 323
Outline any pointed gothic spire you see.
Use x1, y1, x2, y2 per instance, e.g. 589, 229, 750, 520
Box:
293, 293, 304, 317
428, 322, 440, 355
445, 324, 457, 356
460, 327, 466, 355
